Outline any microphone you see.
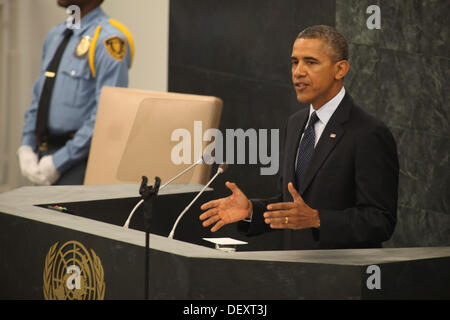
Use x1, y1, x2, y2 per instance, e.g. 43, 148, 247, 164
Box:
168, 163, 228, 239
123, 154, 210, 228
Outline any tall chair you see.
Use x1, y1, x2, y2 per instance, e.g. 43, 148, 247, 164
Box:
84, 86, 223, 185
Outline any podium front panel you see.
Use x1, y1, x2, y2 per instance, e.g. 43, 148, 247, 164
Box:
1, 185, 449, 299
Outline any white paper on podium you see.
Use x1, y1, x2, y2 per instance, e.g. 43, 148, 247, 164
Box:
203, 238, 248, 246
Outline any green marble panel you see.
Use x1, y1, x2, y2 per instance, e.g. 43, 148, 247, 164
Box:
379, 0, 449, 57
337, 0, 449, 247
385, 206, 450, 247
336, 0, 380, 45
377, 50, 449, 136
392, 127, 449, 214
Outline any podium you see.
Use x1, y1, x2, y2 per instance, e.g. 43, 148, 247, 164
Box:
1, 184, 449, 299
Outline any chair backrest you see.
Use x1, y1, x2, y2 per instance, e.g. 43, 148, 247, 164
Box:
84, 86, 223, 185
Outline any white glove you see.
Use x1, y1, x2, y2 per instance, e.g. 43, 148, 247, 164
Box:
38, 155, 61, 185
16, 145, 48, 185
17, 145, 38, 176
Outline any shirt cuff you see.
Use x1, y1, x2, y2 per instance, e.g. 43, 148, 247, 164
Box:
52, 146, 72, 173
243, 211, 253, 223
21, 135, 37, 151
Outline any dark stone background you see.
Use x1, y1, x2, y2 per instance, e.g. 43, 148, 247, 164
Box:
335, 0, 449, 247
169, 0, 449, 248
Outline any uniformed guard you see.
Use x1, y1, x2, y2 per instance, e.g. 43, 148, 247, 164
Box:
17, 0, 134, 185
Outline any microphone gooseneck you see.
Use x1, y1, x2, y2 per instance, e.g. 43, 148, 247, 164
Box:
123, 154, 206, 228
168, 163, 227, 239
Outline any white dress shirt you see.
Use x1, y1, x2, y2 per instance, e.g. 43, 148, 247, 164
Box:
295, 86, 346, 167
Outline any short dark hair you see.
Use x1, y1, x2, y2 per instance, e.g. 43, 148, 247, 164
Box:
297, 25, 348, 62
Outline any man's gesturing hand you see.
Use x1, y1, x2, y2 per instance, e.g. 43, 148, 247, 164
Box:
200, 181, 252, 232
264, 182, 320, 229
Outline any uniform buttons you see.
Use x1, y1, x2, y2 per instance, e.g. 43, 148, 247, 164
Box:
71, 70, 76, 76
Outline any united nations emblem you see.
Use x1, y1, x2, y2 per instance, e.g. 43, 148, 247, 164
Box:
75, 35, 91, 58
104, 36, 127, 61
43, 241, 105, 300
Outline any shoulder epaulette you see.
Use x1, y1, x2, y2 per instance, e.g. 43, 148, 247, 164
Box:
108, 19, 135, 67
88, 19, 135, 78
88, 25, 102, 78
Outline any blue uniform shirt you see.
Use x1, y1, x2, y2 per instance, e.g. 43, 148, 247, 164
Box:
21, 7, 131, 173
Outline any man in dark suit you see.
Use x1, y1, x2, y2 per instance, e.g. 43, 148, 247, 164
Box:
200, 25, 399, 249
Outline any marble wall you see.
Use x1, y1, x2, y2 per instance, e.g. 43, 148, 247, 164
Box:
336, 0, 449, 247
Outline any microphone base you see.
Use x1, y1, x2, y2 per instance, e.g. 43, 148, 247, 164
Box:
138, 176, 161, 300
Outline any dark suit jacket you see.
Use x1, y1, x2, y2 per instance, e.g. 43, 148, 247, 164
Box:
242, 93, 399, 249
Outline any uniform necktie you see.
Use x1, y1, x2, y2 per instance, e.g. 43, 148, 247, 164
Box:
35, 28, 74, 150
295, 111, 319, 190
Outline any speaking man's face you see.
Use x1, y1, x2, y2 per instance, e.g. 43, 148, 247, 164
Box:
291, 38, 344, 109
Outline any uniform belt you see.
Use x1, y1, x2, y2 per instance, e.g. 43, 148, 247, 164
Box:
38, 132, 75, 151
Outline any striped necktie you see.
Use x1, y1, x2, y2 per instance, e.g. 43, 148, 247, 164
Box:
295, 111, 319, 190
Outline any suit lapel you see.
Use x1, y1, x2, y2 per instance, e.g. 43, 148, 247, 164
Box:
285, 109, 309, 190
299, 93, 353, 195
